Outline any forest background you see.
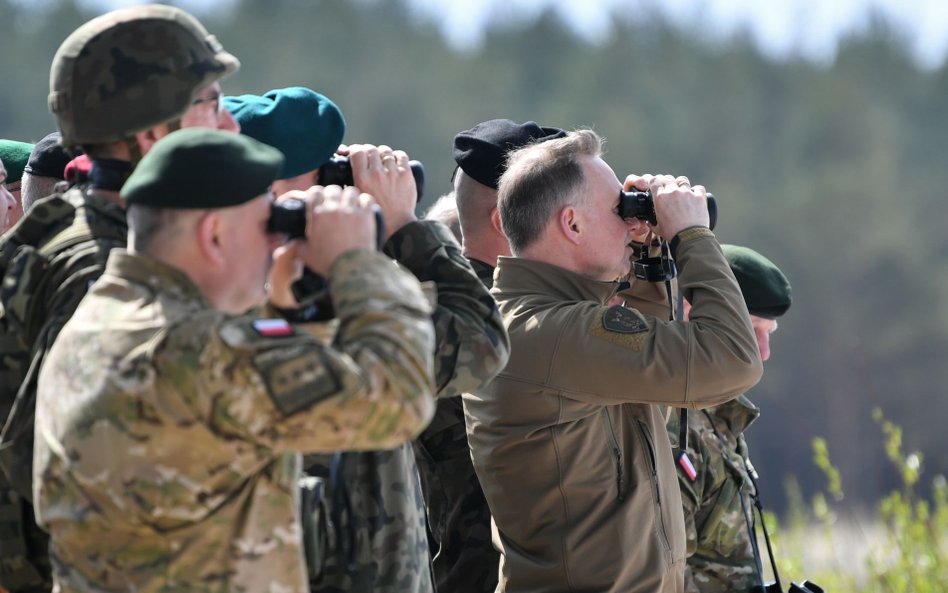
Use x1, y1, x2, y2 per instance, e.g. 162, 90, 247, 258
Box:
1, 0, 945, 546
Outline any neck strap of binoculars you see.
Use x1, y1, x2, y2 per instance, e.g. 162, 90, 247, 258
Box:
667, 270, 688, 452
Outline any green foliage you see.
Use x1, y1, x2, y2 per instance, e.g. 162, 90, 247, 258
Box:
771, 410, 947, 591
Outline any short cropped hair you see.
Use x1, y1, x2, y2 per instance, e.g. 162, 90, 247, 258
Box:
127, 203, 190, 254
497, 129, 602, 253
424, 192, 462, 242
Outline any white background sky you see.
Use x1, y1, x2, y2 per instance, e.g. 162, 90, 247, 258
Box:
401, 0, 948, 68
81, 0, 948, 69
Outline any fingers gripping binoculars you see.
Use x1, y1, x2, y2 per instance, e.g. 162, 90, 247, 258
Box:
320, 154, 426, 201
618, 189, 717, 231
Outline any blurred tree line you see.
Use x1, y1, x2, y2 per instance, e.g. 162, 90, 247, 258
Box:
1, 0, 946, 514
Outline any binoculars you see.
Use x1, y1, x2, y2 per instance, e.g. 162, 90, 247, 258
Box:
267, 199, 385, 247
618, 189, 718, 231
320, 154, 426, 201
751, 580, 826, 593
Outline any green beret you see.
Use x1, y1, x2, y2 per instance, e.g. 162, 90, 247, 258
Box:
223, 87, 345, 179
722, 244, 792, 319
122, 128, 283, 209
0, 140, 35, 184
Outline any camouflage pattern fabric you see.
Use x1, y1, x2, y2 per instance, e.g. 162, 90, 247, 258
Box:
304, 221, 508, 593
32, 248, 436, 593
49, 4, 239, 147
414, 256, 499, 593
667, 395, 761, 593
413, 396, 498, 593
0, 187, 127, 593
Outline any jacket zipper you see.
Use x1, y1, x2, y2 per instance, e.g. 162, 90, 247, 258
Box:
637, 419, 671, 553
601, 410, 624, 502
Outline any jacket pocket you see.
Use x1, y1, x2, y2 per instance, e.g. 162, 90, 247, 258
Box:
600, 409, 624, 501
636, 419, 671, 554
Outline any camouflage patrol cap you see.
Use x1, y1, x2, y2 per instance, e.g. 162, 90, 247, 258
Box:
122, 128, 283, 209
49, 4, 240, 147
722, 244, 792, 319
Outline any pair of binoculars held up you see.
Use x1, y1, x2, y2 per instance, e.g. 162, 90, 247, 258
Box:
267, 199, 385, 247
618, 189, 718, 231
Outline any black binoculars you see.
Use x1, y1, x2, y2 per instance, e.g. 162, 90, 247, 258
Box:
320, 154, 426, 201
751, 580, 826, 593
618, 189, 718, 231
267, 199, 385, 247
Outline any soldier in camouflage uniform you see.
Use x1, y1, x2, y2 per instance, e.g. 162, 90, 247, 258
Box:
667, 244, 792, 593
224, 88, 511, 593
0, 6, 239, 591
32, 127, 438, 593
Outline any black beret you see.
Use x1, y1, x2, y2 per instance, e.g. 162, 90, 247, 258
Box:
224, 87, 345, 179
23, 132, 73, 179
722, 244, 792, 319
453, 119, 566, 189
122, 128, 284, 209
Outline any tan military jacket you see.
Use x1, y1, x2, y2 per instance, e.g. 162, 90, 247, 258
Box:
33, 248, 436, 593
464, 230, 763, 593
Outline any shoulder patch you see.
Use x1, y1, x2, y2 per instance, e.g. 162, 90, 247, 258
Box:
254, 346, 345, 416
219, 317, 346, 416
602, 305, 648, 334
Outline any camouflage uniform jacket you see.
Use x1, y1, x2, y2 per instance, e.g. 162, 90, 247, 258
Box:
464, 230, 763, 593
0, 186, 127, 593
414, 256, 501, 593
304, 221, 508, 593
33, 248, 437, 593
667, 395, 761, 593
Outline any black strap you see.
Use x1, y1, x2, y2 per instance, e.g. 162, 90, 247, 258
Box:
747, 463, 783, 592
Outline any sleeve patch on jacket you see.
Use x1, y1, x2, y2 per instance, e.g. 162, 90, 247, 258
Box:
590, 306, 650, 351
254, 346, 344, 416
602, 305, 648, 334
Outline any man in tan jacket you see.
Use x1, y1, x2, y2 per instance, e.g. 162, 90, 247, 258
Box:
463, 129, 763, 593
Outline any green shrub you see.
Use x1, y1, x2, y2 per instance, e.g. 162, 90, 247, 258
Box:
764, 408, 947, 592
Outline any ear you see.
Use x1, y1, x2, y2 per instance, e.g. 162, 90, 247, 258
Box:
489, 206, 504, 236
195, 211, 226, 267
133, 124, 171, 155
558, 205, 582, 245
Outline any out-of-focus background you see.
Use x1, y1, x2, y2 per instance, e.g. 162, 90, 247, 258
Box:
2, 0, 946, 585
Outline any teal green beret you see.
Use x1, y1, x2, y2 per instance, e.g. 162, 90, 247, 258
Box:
122, 128, 283, 209
223, 87, 345, 179
0, 140, 35, 184
722, 244, 792, 319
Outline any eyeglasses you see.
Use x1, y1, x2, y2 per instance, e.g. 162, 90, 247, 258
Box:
191, 92, 223, 115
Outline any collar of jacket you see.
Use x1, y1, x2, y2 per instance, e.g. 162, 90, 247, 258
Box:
105, 249, 211, 309
493, 256, 620, 304
708, 394, 760, 436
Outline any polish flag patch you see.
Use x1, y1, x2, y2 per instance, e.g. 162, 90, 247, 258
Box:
252, 319, 294, 337
677, 450, 697, 482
